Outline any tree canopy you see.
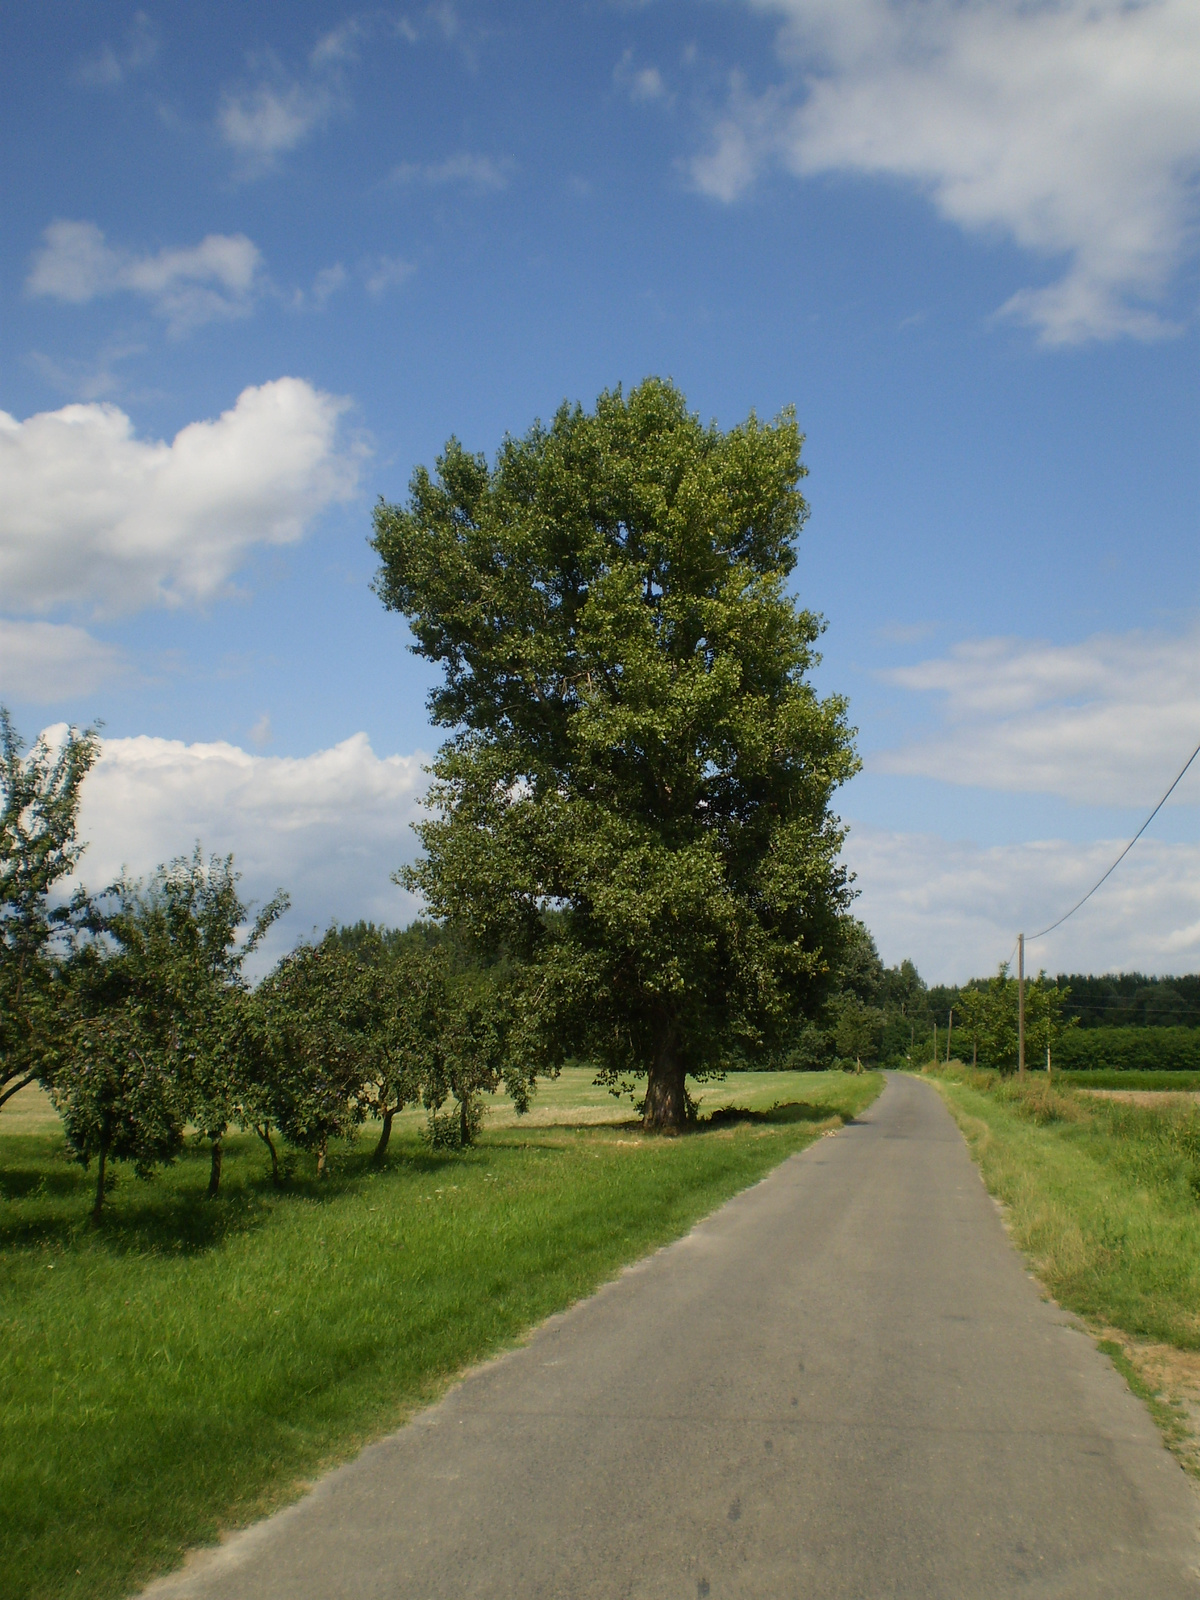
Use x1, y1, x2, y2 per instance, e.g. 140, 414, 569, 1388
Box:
372, 378, 859, 1128
0, 708, 99, 1112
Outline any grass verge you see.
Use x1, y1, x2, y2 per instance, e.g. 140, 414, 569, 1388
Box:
0, 1068, 881, 1600
925, 1062, 1200, 1476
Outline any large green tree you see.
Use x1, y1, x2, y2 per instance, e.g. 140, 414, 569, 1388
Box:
372, 379, 859, 1129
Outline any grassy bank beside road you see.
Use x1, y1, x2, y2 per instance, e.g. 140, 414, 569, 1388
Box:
926, 1063, 1200, 1471
1, 1068, 881, 1600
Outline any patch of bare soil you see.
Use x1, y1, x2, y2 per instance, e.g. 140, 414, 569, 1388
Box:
1093, 1326, 1200, 1477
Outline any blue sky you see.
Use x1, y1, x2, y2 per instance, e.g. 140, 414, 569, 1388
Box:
2, 0, 1199, 978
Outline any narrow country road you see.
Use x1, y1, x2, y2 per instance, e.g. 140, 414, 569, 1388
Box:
143, 1073, 1200, 1599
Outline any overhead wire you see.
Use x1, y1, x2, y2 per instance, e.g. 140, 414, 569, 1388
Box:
1026, 734, 1200, 944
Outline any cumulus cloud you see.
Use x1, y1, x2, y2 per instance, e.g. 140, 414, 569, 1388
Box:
217, 80, 338, 173
0, 620, 127, 704
62, 731, 430, 974
0, 378, 359, 616
876, 624, 1200, 807
847, 824, 1200, 983
390, 153, 512, 191
77, 12, 158, 88
694, 0, 1200, 343
27, 221, 263, 336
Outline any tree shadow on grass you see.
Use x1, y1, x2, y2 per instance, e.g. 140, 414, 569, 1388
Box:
704, 1101, 842, 1128
0, 1135, 484, 1256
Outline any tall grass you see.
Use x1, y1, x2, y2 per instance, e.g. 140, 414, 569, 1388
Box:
0, 1069, 881, 1600
927, 1064, 1200, 1349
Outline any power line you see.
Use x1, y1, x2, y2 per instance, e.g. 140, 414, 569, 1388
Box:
1028, 734, 1200, 943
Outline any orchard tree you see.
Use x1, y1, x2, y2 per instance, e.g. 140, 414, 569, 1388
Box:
253, 936, 373, 1177
349, 928, 449, 1163
422, 971, 509, 1147
148, 850, 287, 1197
372, 379, 859, 1130
54, 850, 286, 1215
0, 709, 99, 1113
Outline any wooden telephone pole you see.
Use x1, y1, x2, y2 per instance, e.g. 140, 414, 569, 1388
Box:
1017, 932, 1026, 1080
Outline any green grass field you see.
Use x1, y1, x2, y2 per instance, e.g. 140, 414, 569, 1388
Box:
925, 1063, 1200, 1471
0, 1068, 881, 1600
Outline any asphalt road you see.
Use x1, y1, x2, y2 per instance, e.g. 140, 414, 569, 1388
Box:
143, 1072, 1200, 1599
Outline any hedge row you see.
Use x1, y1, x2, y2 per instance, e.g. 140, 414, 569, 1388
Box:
1056, 1026, 1200, 1073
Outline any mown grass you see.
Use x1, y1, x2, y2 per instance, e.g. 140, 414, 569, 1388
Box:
0, 1068, 881, 1600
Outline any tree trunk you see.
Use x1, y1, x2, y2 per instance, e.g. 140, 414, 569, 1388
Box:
316, 1137, 328, 1179
91, 1141, 109, 1223
373, 1107, 394, 1165
207, 1136, 223, 1199
255, 1122, 281, 1186
459, 1095, 470, 1147
643, 1022, 688, 1132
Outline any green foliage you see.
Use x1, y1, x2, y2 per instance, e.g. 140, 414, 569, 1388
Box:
0, 709, 99, 1112
952, 964, 1073, 1073
831, 993, 884, 1067
348, 927, 450, 1161
1057, 971, 1200, 1029
1054, 1026, 1200, 1073
372, 378, 859, 1128
420, 971, 508, 1147
251, 935, 375, 1176
767, 918, 930, 1070
52, 850, 287, 1216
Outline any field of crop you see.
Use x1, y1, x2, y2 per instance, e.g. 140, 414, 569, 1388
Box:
0, 1067, 882, 1600
1057, 1068, 1200, 1092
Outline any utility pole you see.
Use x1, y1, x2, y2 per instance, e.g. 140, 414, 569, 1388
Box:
946, 1008, 954, 1065
933, 1022, 937, 1066
1018, 932, 1026, 1080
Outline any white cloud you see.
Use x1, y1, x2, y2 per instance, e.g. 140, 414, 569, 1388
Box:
309, 19, 369, 69
0, 620, 126, 704
690, 75, 784, 202
0, 378, 359, 617
614, 51, 669, 104
77, 12, 158, 88
697, 0, 1200, 343
847, 824, 1200, 982
361, 255, 417, 297
390, 153, 511, 191
27, 221, 263, 336
877, 624, 1200, 807
312, 263, 346, 304
217, 80, 337, 173
64, 731, 430, 974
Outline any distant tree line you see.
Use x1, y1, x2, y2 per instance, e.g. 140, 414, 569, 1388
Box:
1053, 973, 1200, 1030
774, 921, 1085, 1077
